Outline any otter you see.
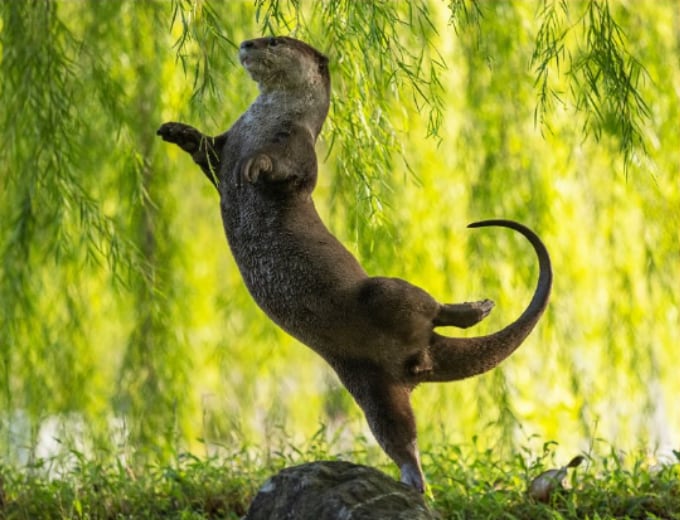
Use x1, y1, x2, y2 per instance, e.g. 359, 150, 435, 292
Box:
157, 36, 552, 493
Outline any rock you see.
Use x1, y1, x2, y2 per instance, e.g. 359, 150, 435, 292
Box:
245, 460, 435, 520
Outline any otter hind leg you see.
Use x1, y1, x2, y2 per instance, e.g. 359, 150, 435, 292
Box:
334, 361, 426, 493
433, 299, 494, 329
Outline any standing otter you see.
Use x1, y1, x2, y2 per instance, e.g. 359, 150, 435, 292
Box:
157, 36, 552, 493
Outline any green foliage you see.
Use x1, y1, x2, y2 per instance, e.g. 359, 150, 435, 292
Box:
1, 442, 678, 519
0, 453, 257, 519
0, 0, 194, 463
0, 0, 126, 453
0, 0, 678, 491
425, 441, 680, 519
532, 0, 650, 175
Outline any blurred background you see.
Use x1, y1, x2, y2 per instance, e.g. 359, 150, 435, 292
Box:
0, 0, 677, 471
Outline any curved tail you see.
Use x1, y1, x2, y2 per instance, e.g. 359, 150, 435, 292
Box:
422, 219, 552, 383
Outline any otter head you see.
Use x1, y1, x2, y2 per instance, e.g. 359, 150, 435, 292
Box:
239, 36, 330, 95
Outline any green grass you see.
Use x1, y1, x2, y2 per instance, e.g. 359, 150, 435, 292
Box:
424, 442, 680, 519
0, 452, 257, 519
1, 443, 678, 519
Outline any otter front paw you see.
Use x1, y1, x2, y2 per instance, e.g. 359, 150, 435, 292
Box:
156, 122, 203, 153
242, 154, 273, 184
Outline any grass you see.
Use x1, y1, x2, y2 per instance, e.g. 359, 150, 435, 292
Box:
0, 452, 256, 519
0, 442, 678, 519
424, 442, 680, 519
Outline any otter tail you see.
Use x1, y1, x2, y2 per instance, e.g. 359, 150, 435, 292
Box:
422, 219, 552, 383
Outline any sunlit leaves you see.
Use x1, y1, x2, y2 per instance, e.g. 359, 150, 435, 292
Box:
532, 0, 570, 129
532, 0, 651, 174
0, 0, 193, 463
448, 0, 483, 34
0, 0, 122, 431
169, 0, 237, 104
0, 0, 677, 472
571, 1, 650, 172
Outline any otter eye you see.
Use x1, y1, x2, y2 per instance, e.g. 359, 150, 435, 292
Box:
268, 37, 279, 47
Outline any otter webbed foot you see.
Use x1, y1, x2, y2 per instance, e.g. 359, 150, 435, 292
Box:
433, 299, 494, 329
400, 462, 426, 494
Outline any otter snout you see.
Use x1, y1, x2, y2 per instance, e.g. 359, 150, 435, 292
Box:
239, 37, 277, 55
239, 39, 258, 66
239, 38, 273, 67
239, 41, 253, 66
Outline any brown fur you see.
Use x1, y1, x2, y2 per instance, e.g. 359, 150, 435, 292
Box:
157, 36, 552, 492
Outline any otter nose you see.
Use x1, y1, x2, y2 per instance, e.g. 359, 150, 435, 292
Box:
240, 40, 255, 50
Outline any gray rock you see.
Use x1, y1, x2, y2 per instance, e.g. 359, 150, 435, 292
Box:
245, 461, 435, 519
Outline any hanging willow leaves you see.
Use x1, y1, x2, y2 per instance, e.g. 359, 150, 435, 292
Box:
0, 0, 192, 463
532, 0, 650, 174
0, 0, 677, 470
0, 0, 126, 456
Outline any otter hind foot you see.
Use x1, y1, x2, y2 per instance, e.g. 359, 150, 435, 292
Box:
433, 299, 494, 329
400, 462, 425, 493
